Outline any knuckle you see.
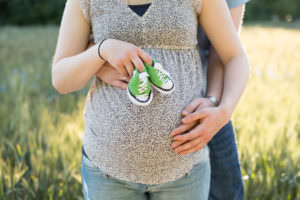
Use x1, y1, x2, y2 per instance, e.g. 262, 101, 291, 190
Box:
135, 46, 141, 53
185, 143, 192, 149
188, 115, 195, 121
120, 53, 127, 60
131, 47, 139, 55
191, 131, 198, 138
193, 139, 200, 146
138, 63, 144, 70
116, 59, 124, 67
124, 51, 133, 58
115, 62, 122, 69
177, 135, 184, 141
202, 128, 208, 135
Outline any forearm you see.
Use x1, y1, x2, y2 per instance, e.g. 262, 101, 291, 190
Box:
205, 4, 246, 107
219, 54, 249, 116
205, 47, 224, 103
52, 43, 105, 94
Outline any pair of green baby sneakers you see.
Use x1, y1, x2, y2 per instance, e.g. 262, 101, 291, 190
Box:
127, 59, 175, 106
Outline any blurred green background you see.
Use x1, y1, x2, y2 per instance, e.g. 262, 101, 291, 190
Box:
0, 0, 300, 200
1, 0, 300, 25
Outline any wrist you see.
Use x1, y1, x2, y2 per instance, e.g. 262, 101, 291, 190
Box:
98, 38, 112, 61
217, 102, 233, 120
204, 95, 219, 107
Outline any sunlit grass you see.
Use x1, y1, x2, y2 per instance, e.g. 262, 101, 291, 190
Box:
0, 23, 299, 199
235, 23, 300, 199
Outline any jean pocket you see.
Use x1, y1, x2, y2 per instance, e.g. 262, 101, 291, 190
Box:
191, 146, 210, 170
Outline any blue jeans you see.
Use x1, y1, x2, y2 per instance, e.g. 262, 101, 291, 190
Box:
208, 120, 244, 200
81, 146, 210, 200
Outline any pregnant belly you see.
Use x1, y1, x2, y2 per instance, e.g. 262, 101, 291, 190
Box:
85, 47, 204, 156
85, 69, 203, 154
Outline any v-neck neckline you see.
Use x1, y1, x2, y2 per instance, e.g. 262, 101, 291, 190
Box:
128, 3, 152, 17
116, 0, 156, 20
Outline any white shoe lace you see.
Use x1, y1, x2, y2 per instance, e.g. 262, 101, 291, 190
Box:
154, 63, 170, 83
137, 72, 150, 98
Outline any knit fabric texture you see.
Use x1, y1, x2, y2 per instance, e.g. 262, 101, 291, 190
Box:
80, 0, 209, 185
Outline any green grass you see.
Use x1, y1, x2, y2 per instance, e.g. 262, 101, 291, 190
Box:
0, 23, 299, 199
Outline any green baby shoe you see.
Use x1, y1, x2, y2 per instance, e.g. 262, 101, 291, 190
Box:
127, 69, 153, 106
144, 59, 175, 94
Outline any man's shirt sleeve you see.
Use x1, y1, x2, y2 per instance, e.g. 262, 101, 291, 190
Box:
227, 0, 250, 9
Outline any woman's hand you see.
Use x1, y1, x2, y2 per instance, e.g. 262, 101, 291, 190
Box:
100, 39, 153, 77
96, 63, 130, 90
87, 38, 130, 90
169, 97, 231, 155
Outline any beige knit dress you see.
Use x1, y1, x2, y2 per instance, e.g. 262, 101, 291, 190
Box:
80, 0, 210, 185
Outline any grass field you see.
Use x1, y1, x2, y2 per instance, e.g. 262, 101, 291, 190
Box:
0, 22, 299, 199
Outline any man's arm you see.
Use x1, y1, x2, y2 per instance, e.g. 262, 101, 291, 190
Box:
170, 2, 249, 155
206, 4, 246, 102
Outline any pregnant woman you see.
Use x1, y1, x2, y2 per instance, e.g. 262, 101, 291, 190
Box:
51, 0, 250, 199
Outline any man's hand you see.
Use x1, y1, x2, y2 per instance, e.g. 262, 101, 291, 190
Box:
96, 63, 130, 90
169, 97, 231, 155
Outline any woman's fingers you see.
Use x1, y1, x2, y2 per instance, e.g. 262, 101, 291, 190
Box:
101, 39, 153, 75
137, 48, 153, 66
124, 60, 135, 77
131, 56, 145, 73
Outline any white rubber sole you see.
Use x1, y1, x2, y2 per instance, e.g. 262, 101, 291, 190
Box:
150, 80, 175, 95
126, 88, 153, 106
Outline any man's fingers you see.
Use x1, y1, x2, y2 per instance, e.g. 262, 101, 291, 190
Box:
118, 75, 130, 83
172, 124, 204, 141
173, 136, 203, 153
169, 122, 197, 137
108, 66, 130, 82
181, 98, 203, 116
182, 109, 208, 124
177, 142, 206, 155
171, 140, 185, 149
112, 80, 128, 90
